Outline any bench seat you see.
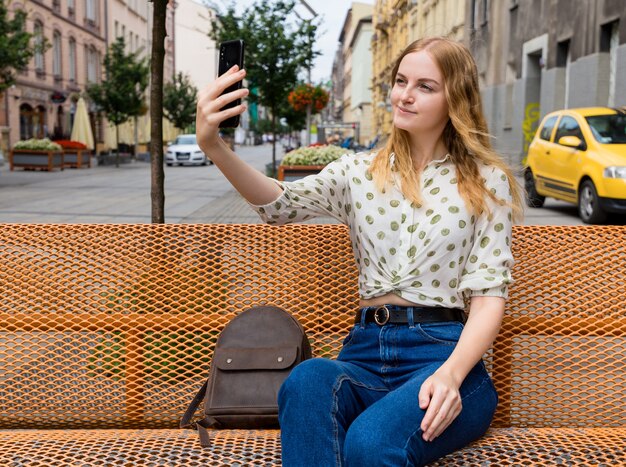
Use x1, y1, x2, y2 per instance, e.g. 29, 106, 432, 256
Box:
1, 428, 625, 465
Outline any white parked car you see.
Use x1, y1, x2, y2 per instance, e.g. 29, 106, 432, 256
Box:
165, 134, 212, 166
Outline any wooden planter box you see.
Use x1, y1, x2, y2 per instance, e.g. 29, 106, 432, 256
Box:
277, 164, 326, 181
10, 149, 64, 171
63, 149, 91, 168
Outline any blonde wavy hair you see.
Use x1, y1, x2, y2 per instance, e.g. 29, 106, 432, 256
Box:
369, 37, 523, 221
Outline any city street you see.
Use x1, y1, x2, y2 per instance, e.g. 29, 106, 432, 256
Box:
0, 144, 598, 226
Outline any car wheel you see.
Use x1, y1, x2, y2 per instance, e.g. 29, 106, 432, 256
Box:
578, 180, 607, 224
166, 163, 172, 167
524, 170, 545, 208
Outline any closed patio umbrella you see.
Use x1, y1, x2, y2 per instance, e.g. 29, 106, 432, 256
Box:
71, 98, 94, 150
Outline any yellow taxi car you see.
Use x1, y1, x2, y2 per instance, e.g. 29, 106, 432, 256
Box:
525, 107, 626, 223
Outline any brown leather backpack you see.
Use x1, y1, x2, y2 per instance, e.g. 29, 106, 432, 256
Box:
180, 306, 312, 447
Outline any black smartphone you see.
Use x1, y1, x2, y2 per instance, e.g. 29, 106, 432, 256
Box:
217, 39, 245, 128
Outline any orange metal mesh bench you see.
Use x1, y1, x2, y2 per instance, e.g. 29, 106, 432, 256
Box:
0, 224, 624, 465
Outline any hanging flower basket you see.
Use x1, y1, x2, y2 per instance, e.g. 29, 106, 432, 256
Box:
288, 84, 330, 113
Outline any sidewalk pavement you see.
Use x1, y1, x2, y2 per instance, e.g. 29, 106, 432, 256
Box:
0, 144, 585, 225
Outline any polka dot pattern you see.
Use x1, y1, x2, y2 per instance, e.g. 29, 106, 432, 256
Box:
250, 152, 514, 307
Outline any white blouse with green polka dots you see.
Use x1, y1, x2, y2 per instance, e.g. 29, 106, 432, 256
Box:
250, 152, 514, 308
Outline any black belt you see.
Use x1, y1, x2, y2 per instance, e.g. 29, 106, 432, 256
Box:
356, 305, 466, 326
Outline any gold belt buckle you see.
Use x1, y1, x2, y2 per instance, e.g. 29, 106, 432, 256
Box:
374, 305, 390, 325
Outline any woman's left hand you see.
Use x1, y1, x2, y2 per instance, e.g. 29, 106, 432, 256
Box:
418, 368, 463, 442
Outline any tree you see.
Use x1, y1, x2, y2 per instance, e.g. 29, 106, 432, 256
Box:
208, 0, 321, 176
281, 102, 306, 134
163, 71, 198, 132
149, 0, 168, 223
87, 37, 149, 167
0, 2, 44, 95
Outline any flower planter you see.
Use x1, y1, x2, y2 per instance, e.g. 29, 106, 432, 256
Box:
277, 164, 326, 181
10, 149, 64, 171
63, 149, 91, 168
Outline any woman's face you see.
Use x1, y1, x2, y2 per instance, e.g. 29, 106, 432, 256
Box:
390, 50, 449, 136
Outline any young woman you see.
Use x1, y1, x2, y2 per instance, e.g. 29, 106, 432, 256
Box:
196, 36, 523, 466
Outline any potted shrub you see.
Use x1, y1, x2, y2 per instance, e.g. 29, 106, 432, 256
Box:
54, 140, 90, 168
278, 145, 354, 181
10, 138, 64, 171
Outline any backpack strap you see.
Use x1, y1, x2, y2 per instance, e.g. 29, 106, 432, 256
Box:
180, 379, 220, 448
180, 379, 208, 429
197, 417, 217, 448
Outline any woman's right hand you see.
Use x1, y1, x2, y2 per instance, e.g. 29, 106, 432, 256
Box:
196, 65, 249, 153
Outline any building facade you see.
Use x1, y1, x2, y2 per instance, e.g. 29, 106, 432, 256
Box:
334, 2, 374, 145
1, 0, 107, 152
174, 0, 217, 94
108, 0, 149, 57
0, 0, 178, 155
468, 0, 626, 166
371, 0, 465, 137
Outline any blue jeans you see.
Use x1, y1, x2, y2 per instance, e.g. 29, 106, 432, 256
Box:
278, 313, 498, 466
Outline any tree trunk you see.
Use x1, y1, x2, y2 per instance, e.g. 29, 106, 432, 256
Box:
115, 125, 120, 168
271, 110, 277, 178
149, 0, 167, 223
134, 115, 139, 160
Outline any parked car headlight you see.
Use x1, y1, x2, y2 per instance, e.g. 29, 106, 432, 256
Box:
604, 166, 626, 179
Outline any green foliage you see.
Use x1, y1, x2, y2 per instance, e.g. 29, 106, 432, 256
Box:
13, 138, 61, 151
281, 145, 354, 166
87, 37, 149, 126
281, 102, 306, 132
163, 71, 198, 131
208, 0, 321, 132
252, 118, 280, 135
0, 2, 46, 94
87, 330, 220, 383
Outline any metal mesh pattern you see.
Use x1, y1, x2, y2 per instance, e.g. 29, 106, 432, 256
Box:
0, 224, 624, 463
0, 428, 624, 466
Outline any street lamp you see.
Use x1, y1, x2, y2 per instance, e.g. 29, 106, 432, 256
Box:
295, 0, 317, 145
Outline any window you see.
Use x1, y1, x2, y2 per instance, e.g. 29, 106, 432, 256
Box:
87, 46, 98, 83
539, 115, 558, 141
86, 0, 97, 23
586, 114, 626, 144
554, 116, 585, 144
53, 31, 62, 78
115, 20, 119, 38
34, 22, 44, 72
557, 39, 571, 107
69, 38, 77, 82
